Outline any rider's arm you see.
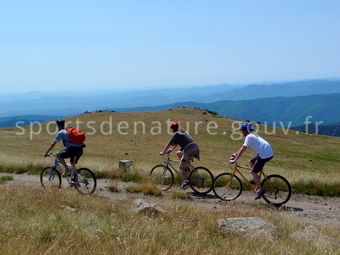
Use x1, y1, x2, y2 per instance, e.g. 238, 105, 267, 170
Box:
234, 145, 248, 161
160, 144, 177, 155
160, 143, 171, 155
44, 141, 57, 157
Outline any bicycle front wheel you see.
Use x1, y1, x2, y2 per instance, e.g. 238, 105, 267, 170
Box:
150, 164, 174, 191
75, 168, 97, 195
213, 172, 242, 201
188, 167, 214, 194
261, 174, 291, 207
40, 166, 62, 191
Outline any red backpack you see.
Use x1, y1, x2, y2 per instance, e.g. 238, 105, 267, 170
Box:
66, 127, 86, 145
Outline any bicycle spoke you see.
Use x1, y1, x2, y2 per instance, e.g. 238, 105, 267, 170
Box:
40, 167, 62, 191
213, 173, 242, 201
75, 168, 97, 195
189, 167, 214, 194
262, 175, 291, 206
150, 165, 174, 191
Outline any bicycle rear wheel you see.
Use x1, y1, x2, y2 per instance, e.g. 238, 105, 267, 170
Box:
150, 164, 174, 191
40, 166, 62, 191
213, 172, 242, 201
75, 168, 97, 195
261, 174, 291, 207
188, 166, 214, 194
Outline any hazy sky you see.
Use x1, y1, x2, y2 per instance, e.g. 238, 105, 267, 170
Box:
1, 0, 340, 93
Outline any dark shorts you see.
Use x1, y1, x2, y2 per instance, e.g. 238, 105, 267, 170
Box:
58, 145, 85, 164
180, 143, 200, 170
250, 155, 273, 173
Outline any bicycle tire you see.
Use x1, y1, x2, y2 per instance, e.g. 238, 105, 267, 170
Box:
261, 174, 291, 207
213, 172, 243, 201
188, 166, 214, 195
150, 164, 174, 191
40, 166, 62, 190
75, 168, 97, 195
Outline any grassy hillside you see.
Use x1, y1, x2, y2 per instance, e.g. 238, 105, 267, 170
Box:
0, 107, 340, 192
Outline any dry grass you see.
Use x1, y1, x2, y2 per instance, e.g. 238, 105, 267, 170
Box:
0, 175, 13, 184
126, 182, 162, 197
168, 191, 192, 200
0, 185, 339, 255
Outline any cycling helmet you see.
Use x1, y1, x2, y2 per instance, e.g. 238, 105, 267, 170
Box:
169, 121, 179, 130
56, 119, 65, 130
240, 122, 254, 133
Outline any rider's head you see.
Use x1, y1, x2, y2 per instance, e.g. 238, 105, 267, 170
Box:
240, 122, 253, 136
169, 121, 179, 133
56, 119, 65, 131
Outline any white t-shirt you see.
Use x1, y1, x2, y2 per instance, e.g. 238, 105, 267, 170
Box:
243, 134, 273, 159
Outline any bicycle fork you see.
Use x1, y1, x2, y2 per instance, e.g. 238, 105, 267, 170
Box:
48, 159, 60, 181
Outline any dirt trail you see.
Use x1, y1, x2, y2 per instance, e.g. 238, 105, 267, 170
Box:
1, 172, 340, 229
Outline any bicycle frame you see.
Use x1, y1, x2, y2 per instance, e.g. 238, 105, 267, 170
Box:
228, 162, 267, 191
163, 153, 194, 175
49, 153, 77, 182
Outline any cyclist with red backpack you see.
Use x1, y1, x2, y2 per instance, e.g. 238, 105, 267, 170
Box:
43, 119, 86, 179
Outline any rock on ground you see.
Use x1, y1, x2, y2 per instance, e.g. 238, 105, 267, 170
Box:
61, 205, 77, 213
291, 226, 339, 251
217, 217, 278, 241
131, 199, 166, 216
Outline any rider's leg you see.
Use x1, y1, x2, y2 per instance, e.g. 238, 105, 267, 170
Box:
176, 151, 183, 160
56, 150, 71, 173
69, 148, 83, 183
70, 163, 77, 181
179, 154, 191, 187
252, 157, 267, 200
251, 156, 264, 191
251, 171, 261, 190
249, 157, 256, 185
249, 159, 254, 168
177, 151, 189, 181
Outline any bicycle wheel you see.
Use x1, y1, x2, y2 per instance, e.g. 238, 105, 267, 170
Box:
213, 173, 242, 201
40, 166, 62, 190
150, 164, 174, 191
75, 168, 97, 195
188, 167, 214, 194
261, 174, 291, 207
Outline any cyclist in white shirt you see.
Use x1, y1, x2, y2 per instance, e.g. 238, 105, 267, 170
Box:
230, 122, 274, 200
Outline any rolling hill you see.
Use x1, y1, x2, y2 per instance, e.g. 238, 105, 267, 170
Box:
115, 93, 340, 126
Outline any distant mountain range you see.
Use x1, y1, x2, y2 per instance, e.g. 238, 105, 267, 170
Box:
1, 79, 340, 117
114, 93, 340, 127
293, 123, 340, 137
3, 79, 340, 137
0, 115, 59, 128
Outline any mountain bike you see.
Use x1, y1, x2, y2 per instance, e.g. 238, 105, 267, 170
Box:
150, 151, 214, 194
213, 157, 291, 207
40, 153, 97, 195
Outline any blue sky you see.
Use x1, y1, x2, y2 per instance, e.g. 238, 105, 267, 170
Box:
1, 0, 340, 93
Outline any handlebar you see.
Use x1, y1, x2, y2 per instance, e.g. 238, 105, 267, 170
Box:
162, 151, 172, 159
